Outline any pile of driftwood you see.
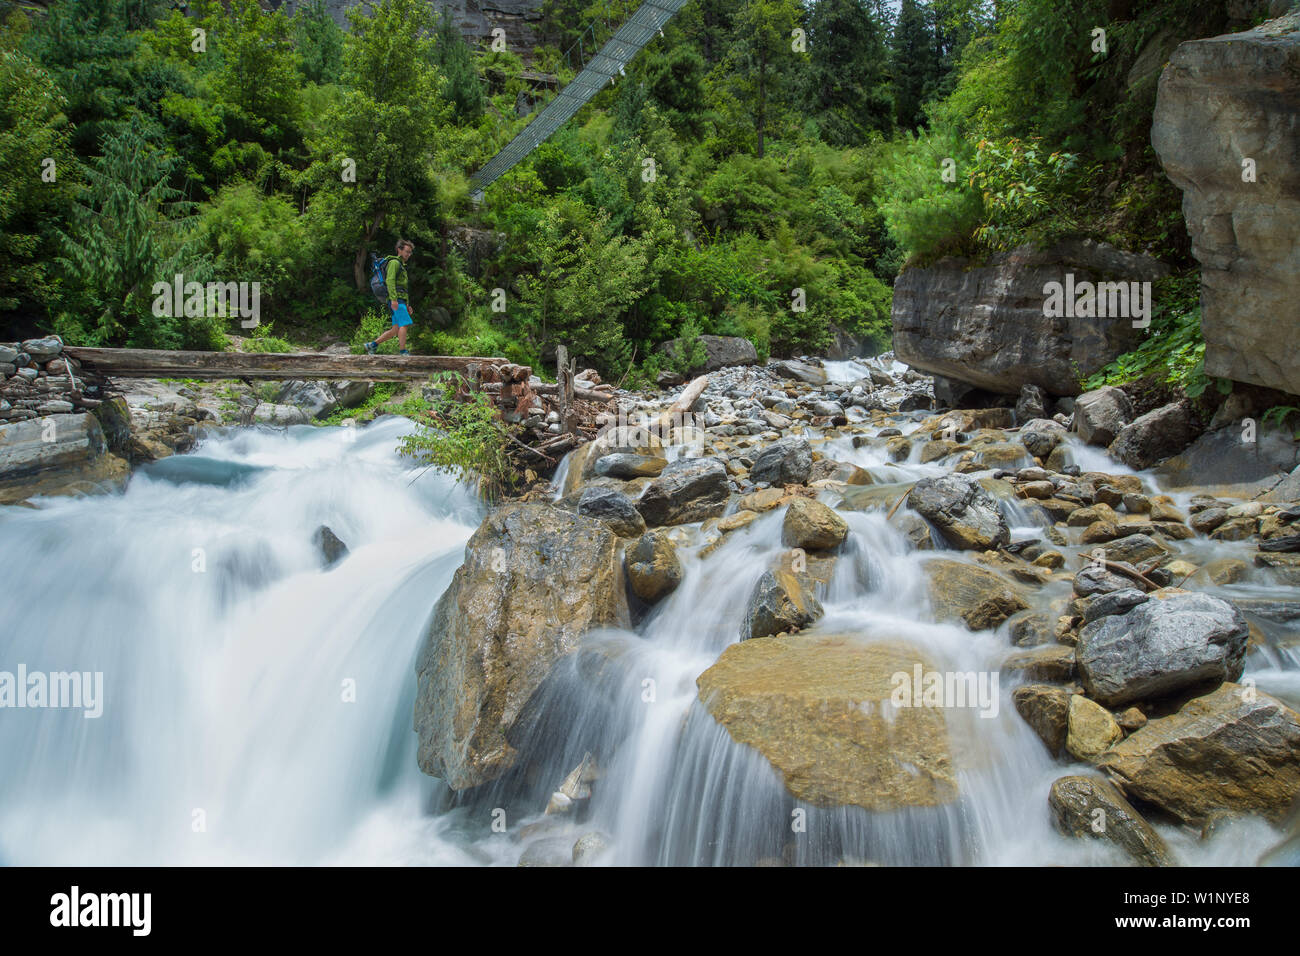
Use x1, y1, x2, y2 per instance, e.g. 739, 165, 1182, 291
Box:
457, 346, 617, 466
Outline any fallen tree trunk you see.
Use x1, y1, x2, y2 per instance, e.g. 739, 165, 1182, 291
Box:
656, 374, 708, 428
64, 347, 507, 382
480, 381, 615, 403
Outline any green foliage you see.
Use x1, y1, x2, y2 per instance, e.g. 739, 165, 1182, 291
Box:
52, 117, 221, 349
0, 38, 75, 313
242, 321, 295, 353
294, 0, 344, 85
967, 136, 1092, 251
398, 371, 515, 499
875, 126, 981, 262
1083, 274, 1224, 397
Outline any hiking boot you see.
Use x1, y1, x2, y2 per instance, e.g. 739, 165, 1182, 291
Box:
363, 341, 377, 355
399, 350, 410, 356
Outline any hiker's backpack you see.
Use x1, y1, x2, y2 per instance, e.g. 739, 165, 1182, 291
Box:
368, 253, 396, 305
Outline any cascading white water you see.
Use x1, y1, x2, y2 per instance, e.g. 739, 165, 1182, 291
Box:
2, 418, 1293, 866
0, 417, 488, 866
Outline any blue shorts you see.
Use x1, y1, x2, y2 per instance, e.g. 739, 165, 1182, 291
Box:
389, 302, 412, 327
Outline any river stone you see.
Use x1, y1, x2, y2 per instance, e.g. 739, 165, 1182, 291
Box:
635, 456, 729, 526
907, 474, 1010, 550
1082, 588, 1149, 624
1099, 683, 1300, 825
742, 569, 823, 640
20, 336, 62, 360
1102, 533, 1170, 566
697, 634, 957, 810
312, 525, 349, 569
1076, 591, 1248, 707
769, 359, 827, 386
1066, 694, 1124, 761
1048, 775, 1172, 867
1014, 684, 1072, 756
807, 458, 872, 485
1019, 419, 1066, 459
1015, 384, 1048, 423
781, 497, 848, 551
253, 403, 310, 426
593, 453, 667, 479
1074, 387, 1133, 447
625, 530, 681, 604
564, 425, 664, 497
749, 436, 813, 485
1151, 11, 1300, 396
414, 504, 630, 790
658, 334, 758, 374
277, 381, 340, 419
1108, 401, 1198, 470
925, 559, 1028, 631
577, 486, 646, 537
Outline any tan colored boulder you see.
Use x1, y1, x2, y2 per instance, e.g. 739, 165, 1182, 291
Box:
1066, 694, 1124, 761
925, 558, 1028, 631
1099, 683, 1300, 825
1049, 775, 1172, 867
782, 497, 849, 551
697, 634, 957, 810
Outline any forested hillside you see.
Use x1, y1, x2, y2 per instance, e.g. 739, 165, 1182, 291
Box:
0, 0, 1277, 385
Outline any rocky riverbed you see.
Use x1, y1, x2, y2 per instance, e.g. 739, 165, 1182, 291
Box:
411, 353, 1300, 865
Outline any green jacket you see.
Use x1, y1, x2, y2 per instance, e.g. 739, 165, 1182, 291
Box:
384, 256, 409, 303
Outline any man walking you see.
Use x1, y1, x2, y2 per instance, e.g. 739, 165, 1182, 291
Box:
364, 239, 415, 355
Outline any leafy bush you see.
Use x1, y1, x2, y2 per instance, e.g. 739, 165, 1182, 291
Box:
397, 371, 515, 499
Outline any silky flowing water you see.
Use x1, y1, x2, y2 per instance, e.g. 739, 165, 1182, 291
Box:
0, 415, 1293, 865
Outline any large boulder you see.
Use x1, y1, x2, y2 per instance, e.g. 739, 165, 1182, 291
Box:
561, 425, 664, 497
1108, 401, 1198, 470
1076, 590, 1249, 707
781, 497, 848, 551
1074, 386, 1133, 447
1048, 775, 1172, 867
635, 456, 729, 526
696, 634, 957, 809
1151, 11, 1300, 396
907, 474, 1010, 550
1099, 683, 1300, 825
658, 334, 758, 374
0, 413, 128, 505
577, 486, 646, 538
891, 239, 1168, 397
1158, 422, 1300, 490
749, 436, 813, 485
414, 504, 630, 790
924, 559, 1028, 631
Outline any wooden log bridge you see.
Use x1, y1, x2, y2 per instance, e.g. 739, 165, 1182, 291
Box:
63, 347, 509, 383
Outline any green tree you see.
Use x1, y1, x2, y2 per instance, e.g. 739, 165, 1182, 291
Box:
294, 0, 345, 85
432, 9, 484, 121
0, 36, 76, 318
890, 0, 938, 131
723, 0, 806, 157
212, 0, 304, 152
302, 0, 451, 290
804, 0, 894, 145
52, 118, 217, 349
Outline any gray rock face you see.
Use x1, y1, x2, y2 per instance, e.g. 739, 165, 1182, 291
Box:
1158, 423, 1300, 489
577, 486, 646, 537
1077, 591, 1249, 707
635, 457, 729, 526
892, 239, 1168, 396
768, 360, 827, 386
658, 335, 758, 374
1015, 384, 1048, 423
1074, 386, 1133, 447
1108, 401, 1197, 470
749, 436, 812, 485
0, 413, 126, 504
414, 504, 629, 790
1151, 12, 1300, 396
1048, 775, 1172, 867
907, 474, 1010, 550
291, 0, 545, 52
